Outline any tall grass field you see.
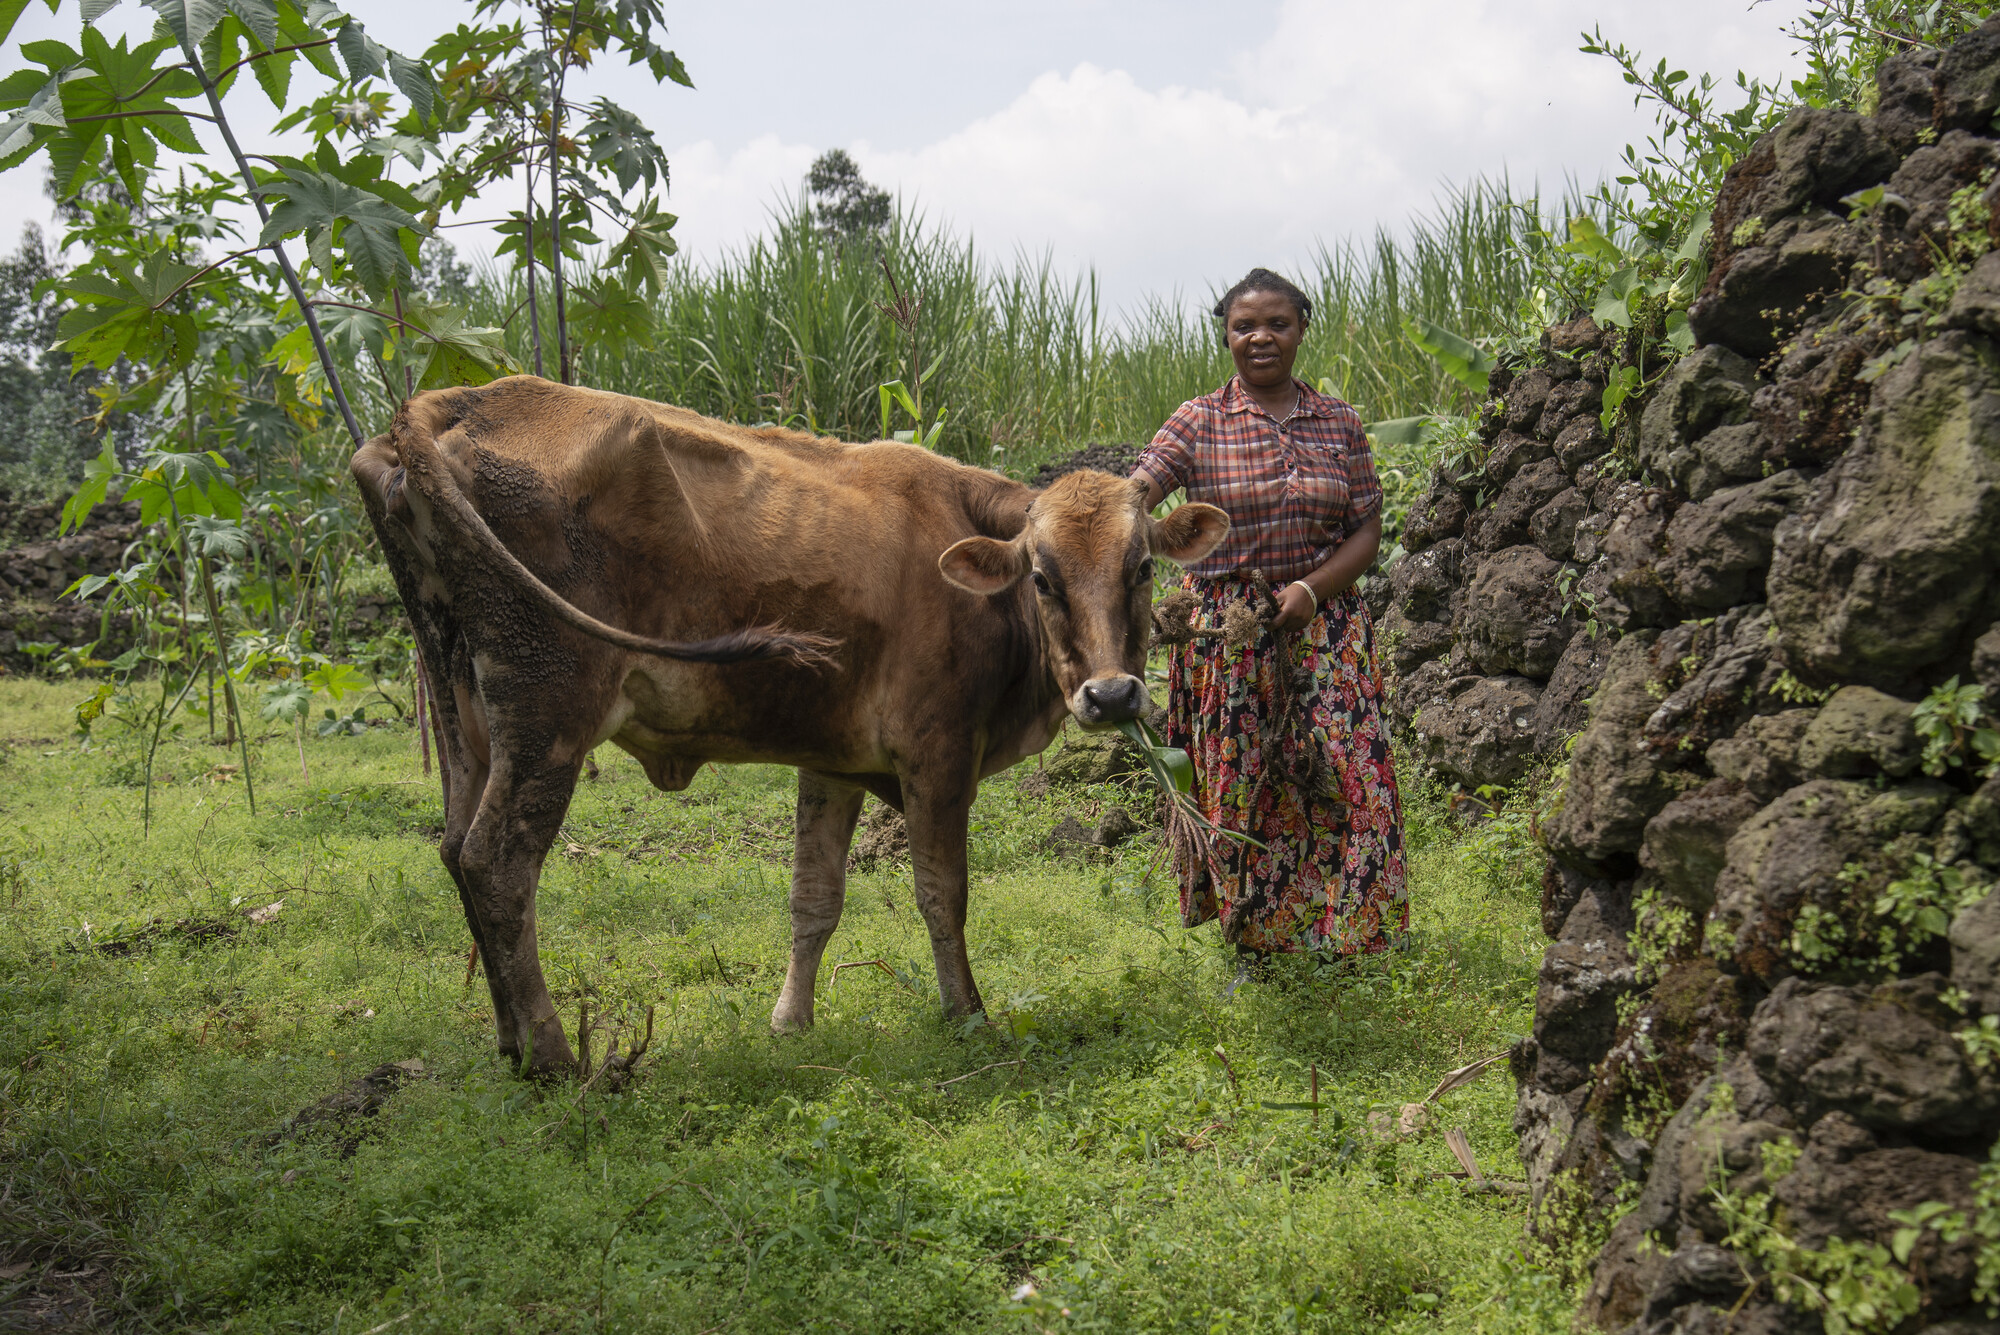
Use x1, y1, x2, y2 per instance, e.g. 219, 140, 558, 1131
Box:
461, 179, 1557, 486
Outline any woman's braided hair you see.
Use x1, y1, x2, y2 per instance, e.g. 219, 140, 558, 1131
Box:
1213, 267, 1312, 328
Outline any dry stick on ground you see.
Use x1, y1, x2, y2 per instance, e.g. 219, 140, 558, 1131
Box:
829, 959, 920, 995
936, 1059, 1025, 1090
1422, 1052, 1508, 1105
534, 1005, 657, 1141
1212, 1046, 1243, 1107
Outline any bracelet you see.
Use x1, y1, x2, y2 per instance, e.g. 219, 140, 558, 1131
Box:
1288, 580, 1316, 604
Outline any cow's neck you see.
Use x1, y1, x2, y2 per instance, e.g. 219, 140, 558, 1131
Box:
978, 581, 1070, 778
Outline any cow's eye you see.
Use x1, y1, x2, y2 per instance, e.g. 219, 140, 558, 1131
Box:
1031, 570, 1052, 594
1136, 558, 1155, 585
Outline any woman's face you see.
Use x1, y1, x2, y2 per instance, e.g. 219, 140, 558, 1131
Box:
1224, 289, 1306, 390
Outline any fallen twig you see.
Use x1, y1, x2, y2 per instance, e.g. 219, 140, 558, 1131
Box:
829, 958, 919, 995
936, 1059, 1025, 1090
1442, 1127, 1484, 1186
1423, 1052, 1507, 1105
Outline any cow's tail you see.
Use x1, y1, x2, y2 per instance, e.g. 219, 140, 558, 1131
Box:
381, 403, 837, 669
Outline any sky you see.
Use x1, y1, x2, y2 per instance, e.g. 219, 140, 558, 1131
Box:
2, 0, 1820, 319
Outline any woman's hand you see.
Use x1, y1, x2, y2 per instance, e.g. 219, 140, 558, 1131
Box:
1272, 580, 1316, 632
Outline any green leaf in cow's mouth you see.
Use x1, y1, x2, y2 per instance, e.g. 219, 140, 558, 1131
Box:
1115, 717, 1192, 794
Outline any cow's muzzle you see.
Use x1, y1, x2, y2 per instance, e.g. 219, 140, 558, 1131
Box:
1071, 674, 1149, 727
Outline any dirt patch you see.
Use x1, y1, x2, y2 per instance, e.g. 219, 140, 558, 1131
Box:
1028, 443, 1143, 488
271, 1058, 428, 1154
848, 802, 908, 871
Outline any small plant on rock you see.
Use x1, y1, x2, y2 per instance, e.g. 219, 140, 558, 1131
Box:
1913, 676, 2000, 778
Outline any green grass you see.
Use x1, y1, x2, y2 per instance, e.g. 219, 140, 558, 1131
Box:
0, 677, 1569, 1333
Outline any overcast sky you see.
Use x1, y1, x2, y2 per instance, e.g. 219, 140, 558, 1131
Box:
4, 0, 1818, 318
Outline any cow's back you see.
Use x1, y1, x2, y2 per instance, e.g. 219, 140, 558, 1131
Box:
391, 378, 1039, 767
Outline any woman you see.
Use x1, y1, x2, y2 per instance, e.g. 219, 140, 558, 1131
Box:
1132, 267, 1407, 961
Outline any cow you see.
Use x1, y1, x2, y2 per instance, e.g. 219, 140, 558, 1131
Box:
351, 376, 1228, 1077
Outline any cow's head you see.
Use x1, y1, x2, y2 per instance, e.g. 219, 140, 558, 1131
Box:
939, 472, 1229, 726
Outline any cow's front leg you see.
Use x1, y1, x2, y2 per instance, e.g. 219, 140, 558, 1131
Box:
772, 771, 866, 1034
456, 747, 582, 1077
904, 778, 983, 1020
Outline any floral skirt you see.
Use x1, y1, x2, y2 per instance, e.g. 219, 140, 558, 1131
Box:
1165, 572, 1408, 954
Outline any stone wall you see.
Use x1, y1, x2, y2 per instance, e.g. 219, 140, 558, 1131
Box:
0, 495, 404, 674
1386, 24, 2000, 1335
0, 498, 142, 671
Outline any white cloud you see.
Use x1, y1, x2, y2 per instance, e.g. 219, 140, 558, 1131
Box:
0, 0, 1819, 319
659, 134, 819, 260
648, 0, 1816, 315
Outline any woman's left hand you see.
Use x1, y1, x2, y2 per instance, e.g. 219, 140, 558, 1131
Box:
1272, 581, 1316, 633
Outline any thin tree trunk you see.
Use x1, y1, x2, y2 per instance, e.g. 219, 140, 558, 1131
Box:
200, 555, 255, 813
393, 286, 415, 401
546, 92, 570, 383
183, 43, 366, 450
546, 13, 580, 385
524, 141, 545, 378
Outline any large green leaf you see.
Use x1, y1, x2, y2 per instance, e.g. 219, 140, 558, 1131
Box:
53, 251, 207, 369
581, 98, 665, 193
1364, 415, 1439, 448
49, 29, 203, 196
59, 441, 118, 535
0, 70, 69, 167
390, 299, 519, 391
1401, 316, 1494, 396
258, 167, 425, 297
564, 279, 654, 351
605, 196, 678, 294
141, 0, 230, 49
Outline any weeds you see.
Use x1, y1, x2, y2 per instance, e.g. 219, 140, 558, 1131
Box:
0, 677, 1562, 1332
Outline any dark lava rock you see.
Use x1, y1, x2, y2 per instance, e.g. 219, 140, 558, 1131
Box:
1690, 213, 1870, 358
1405, 672, 1544, 791
1459, 544, 1574, 677
1545, 630, 1674, 873
1464, 458, 1568, 552
1029, 442, 1143, 488
1795, 685, 1921, 779
1639, 779, 1766, 915
1638, 345, 1760, 487
1932, 16, 2000, 133
1769, 332, 2000, 691
1529, 486, 1589, 561
1530, 628, 1614, 755
1748, 973, 1999, 1137
1658, 469, 1811, 614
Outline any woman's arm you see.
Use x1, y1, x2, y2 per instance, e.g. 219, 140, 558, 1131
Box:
1271, 513, 1381, 632
1138, 476, 1166, 511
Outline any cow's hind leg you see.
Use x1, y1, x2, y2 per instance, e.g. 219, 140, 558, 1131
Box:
904, 779, 984, 1021
772, 771, 866, 1034
430, 676, 519, 1052
457, 747, 582, 1077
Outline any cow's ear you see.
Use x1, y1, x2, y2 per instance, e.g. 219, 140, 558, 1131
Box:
939, 536, 1030, 595
1150, 503, 1230, 564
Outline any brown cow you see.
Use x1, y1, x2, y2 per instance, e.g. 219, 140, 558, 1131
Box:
351, 376, 1227, 1076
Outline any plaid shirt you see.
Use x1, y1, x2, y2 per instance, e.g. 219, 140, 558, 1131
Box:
1134, 375, 1381, 582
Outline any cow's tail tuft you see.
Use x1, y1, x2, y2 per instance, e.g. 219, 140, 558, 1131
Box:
382, 390, 841, 669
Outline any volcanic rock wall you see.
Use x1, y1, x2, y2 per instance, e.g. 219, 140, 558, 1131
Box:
1387, 25, 2000, 1334
0, 496, 141, 671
